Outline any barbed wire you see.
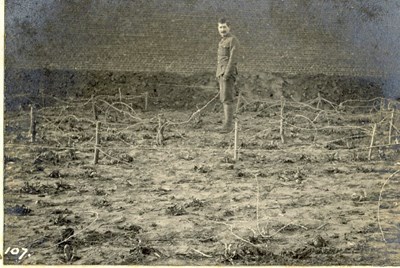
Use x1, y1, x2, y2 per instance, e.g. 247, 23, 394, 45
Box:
5, 137, 399, 156
5, 81, 216, 103
6, 115, 397, 145
4, 85, 399, 259
163, 93, 219, 127
4, 142, 92, 151
4, 90, 399, 161
338, 97, 385, 106
97, 99, 144, 122
284, 122, 369, 133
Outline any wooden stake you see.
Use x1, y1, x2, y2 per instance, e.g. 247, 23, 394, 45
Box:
41, 89, 45, 108
144, 92, 149, 111
93, 121, 101, 164
317, 92, 321, 109
280, 96, 286, 144
119, 88, 122, 102
234, 120, 239, 161
368, 123, 377, 161
236, 92, 242, 113
92, 95, 98, 121
389, 109, 394, 145
156, 115, 165, 145
379, 98, 384, 120
30, 105, 36, 143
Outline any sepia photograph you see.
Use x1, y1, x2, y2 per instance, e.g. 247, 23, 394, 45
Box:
3, 0, 400, 266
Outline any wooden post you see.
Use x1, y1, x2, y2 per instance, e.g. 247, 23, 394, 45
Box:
156, 115, 165, 145
93, 121, 101, 164
317, 92, 321, 109
387, 100, 392, 111
41, 89, 45, 108
236, 92, 242, 113
144, 92, 149, 111
389, 109, 394, 145
280, 96, 286, 144
119, 88, 122, 102
92, 95, 98, 121
368, 123, 377, 161
234, 120, 239, 161
379, 98, 384, 120
30, 105, 36, 143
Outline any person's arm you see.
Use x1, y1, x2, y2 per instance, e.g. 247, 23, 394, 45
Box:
224, 37, 240, 79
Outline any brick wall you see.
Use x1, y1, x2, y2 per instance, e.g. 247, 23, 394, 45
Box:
6, 0, 400, 77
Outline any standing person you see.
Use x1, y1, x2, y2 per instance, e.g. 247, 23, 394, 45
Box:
216, 17, 240, 133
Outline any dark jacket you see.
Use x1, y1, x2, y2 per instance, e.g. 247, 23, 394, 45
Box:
216, 33, 240, 78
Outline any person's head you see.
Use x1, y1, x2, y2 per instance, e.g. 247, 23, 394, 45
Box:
218, 18, 231, 37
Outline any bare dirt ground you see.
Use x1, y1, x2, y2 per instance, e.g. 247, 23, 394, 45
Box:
3, 71, 400, 265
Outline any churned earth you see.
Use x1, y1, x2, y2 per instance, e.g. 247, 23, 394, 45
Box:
3, 71, 400, 265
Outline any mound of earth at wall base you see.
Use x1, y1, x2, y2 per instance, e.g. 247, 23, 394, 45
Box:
5, 69, 384, 110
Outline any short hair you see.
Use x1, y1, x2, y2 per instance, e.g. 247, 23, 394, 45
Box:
218, 17, 230, 26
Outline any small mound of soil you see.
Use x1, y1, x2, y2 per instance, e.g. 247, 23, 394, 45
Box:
5, 204, 32, 216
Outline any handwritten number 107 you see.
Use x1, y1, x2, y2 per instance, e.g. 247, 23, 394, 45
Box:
5, 247, 29, 260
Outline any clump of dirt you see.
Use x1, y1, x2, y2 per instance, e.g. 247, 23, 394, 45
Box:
184, 197, 207, 210
78, 230, 115, 246
49, 209, 74, 226
91, 198, 111, 208
57, 227, 75, 247
49, 169, 62, 178
18, 180, 73, 195
193, 165, 212, 174
5, 204, 32, 216
117, 224, 143, 234
34, 151, 60, 165
166, 204, 188, 216
124, 243, 161, 264
221, 242, 282, 265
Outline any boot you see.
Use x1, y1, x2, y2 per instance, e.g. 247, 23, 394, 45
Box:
219, 103, 234, 133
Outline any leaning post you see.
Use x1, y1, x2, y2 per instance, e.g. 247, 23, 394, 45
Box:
233, 119, 239, 162
93, 121, 101, 164
30, 105, 36, 143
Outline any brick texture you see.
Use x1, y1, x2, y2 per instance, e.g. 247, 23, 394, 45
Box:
5, 0, 400, 77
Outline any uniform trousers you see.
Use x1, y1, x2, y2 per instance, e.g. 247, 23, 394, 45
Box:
218, 75, 235, 104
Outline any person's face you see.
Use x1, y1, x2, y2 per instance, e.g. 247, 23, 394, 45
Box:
218, 23, 230, 37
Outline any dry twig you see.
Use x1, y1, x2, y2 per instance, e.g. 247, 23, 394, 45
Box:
191, 248, 212, 258
55, 211, 99, 247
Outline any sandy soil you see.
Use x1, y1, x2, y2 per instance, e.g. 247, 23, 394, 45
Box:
3, 73, 400, 265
